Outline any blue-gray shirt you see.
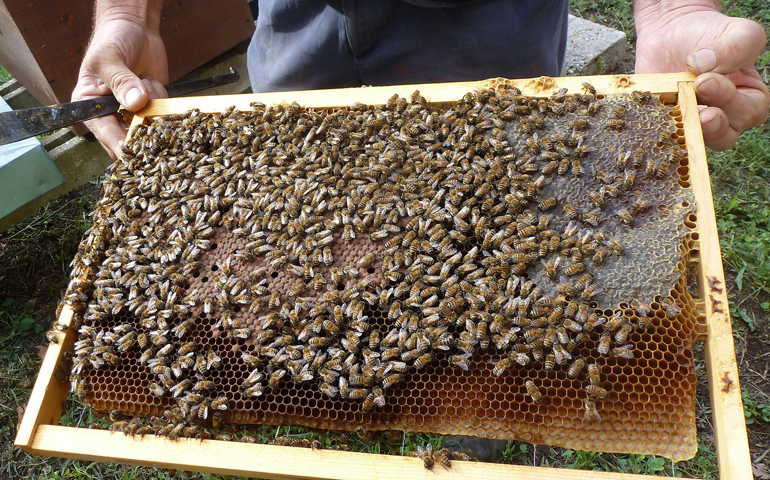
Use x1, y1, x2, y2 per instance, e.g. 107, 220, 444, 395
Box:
247, 0, 569, 93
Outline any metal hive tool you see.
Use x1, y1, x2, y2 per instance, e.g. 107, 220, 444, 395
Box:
61, 79, 705, 461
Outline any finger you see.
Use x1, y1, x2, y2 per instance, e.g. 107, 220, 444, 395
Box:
694, 71, 770, 131
72, 79, 114, 102
89, 52, 150, 112
698, 106, 739, 151
686, 18, 767, 75
84, 115, 129, 160
140, 76, 168, 100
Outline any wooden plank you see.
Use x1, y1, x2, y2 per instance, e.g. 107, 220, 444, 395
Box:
677, 82, 751, 480
0, 1, 58, 106
15, 306, 78, 449
29, 424, 688, 480
138, 73, 695, 117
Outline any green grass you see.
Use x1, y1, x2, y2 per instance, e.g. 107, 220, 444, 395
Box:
0, 65, 11, 84
724, 0, 770, 38
709, 124, 770, 297
570, 0, 635, 42
499, 438, 719, 478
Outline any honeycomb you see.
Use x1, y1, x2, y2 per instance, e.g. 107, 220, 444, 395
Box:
61, 80, 705, 461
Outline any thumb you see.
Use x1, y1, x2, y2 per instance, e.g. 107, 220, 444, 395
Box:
686, 18, 767, 75
91, 53, 149, 112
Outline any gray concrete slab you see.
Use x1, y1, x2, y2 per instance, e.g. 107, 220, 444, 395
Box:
0, 78, 20, 96
564, 15, 630, 76
41, 128, 77, 152
3, 86, 41, 110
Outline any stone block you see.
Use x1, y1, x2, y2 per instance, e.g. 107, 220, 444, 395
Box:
564, 15, 630, 76
3, 86, 41, 110
41, 128, 77, 152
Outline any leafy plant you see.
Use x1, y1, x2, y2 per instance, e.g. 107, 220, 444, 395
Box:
743, 389, 770, 424
0, 299, 45, 353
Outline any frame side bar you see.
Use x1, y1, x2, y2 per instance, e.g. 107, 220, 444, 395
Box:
15, 306, 77, 449
678, 82, 751, 480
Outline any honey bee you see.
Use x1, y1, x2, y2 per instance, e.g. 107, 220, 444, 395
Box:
606, 312, 628, 332
207, 351, 222, 370
618, 208, 634, 225
358, 253, 377, 268
597, 333, 611, 355
614, 323, 633, 343
663, 299, 683, 319
371, 386, 386, 407
611, 345, 636, 359
413, 444, 435, 470
588, 363, 602, 387
571, 159, 584, 176
537, 255, 559, 280
544, 354, 555, 370
570, 119, 589, 130
584, 398, 601, 422
585, 385, 609, 399
562, 202, 578, 220
446, 352, 471, 371
117, 331, 137, 351
412, 352, 432, 370
592, 248, 608, 266
581, 82, 596, 95
538, 197, 557, 211
606, 119, 625, 130
317, 382, 339, 399
588, 189, 605, 208
567, 358, 585, 379
46, 330, 59, 344
541, 160, 560, 175
562, 262, 585, 277
645, 158, 657, 178
554, 343, 572, 364
492, 357, 511, 377
525, 379, 542, 403
145, 380, 165, 397
635, 313, 652, 331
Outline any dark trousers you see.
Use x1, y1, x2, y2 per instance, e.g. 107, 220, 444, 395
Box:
247, 0, 569, 93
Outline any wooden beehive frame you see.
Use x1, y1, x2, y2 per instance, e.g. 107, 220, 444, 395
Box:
16, 73, 751, 480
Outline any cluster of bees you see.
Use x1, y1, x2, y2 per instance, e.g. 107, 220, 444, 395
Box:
57, 80, 687, 445
407, 443, 475, 470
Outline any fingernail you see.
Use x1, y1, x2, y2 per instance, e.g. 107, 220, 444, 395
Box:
692, 49, 717, 72
699, 110, 722, 133
696, 77, 718, 97
124, 88, 143, 109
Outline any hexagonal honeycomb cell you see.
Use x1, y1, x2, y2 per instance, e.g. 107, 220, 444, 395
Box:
62, 84, 704, 461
